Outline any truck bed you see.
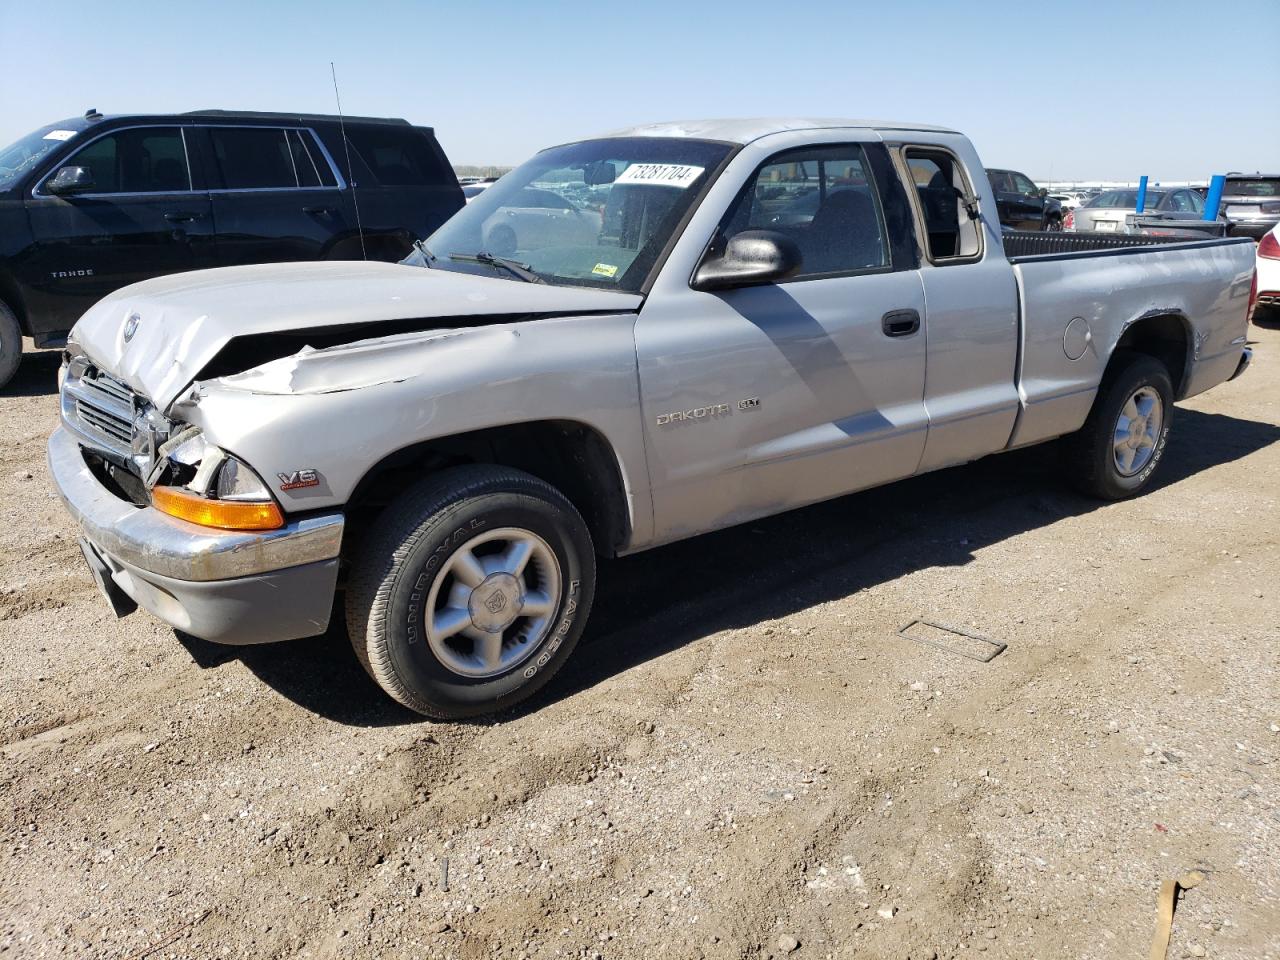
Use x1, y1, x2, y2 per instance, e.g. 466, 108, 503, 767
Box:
1004, 234, 1256, 450
1002, 229, 1206, 259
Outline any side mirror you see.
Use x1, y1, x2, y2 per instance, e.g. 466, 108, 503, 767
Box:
1037, 187, 1049, 198
46, 166, 95, 195
691, 230, 802, 291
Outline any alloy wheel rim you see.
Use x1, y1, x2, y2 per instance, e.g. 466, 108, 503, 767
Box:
1112, 386, 1163, 477
423, 527, 562, 679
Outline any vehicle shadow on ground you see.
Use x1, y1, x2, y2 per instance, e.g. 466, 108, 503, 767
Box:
4, 350, 62, 398
180, 407, 1280, 727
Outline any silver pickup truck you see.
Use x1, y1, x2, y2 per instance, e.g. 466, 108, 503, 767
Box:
49, 118, 1258, 719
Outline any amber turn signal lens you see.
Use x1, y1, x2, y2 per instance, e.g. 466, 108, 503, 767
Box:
151, 486, 284, 531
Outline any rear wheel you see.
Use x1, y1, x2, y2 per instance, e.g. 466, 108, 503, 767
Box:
0, 301, 22, 391
1062, 353, 1173, 499
346, 465, 595, 719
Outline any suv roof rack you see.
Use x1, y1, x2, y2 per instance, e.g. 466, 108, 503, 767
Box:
182, 109, 412, 127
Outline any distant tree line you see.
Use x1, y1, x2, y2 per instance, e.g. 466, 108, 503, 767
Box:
453, 165, 513, 179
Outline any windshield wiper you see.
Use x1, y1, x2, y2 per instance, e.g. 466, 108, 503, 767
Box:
448, 251, 545, 284
412, 238, 435, 266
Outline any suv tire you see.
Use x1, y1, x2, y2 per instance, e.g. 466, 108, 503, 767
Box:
346, 465, 595, 719
1063, 352, 1173, 500
0, 301, 22, 391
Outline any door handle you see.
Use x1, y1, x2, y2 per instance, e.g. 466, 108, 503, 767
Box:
163, 211, 204, 223
303, 205, 336, 216
881, 309, 921, 338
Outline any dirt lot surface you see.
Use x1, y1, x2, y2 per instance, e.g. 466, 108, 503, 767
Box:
3, 324, 1279, 960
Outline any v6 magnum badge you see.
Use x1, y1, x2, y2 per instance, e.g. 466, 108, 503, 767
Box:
277, 469, 320, 491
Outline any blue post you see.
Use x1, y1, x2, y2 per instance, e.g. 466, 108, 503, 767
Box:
1135, 176, 1148, 213
1204, 174, 1226, 221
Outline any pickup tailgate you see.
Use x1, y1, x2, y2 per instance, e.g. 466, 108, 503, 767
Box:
1005, 237, 1256, 449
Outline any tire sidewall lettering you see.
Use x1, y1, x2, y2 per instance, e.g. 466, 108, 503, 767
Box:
405, 519, 487, 645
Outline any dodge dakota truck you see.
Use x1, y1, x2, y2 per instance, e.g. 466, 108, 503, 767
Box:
49, 119, 1258, 719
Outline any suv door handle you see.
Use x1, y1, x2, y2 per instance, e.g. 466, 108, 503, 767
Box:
163, 211, 205, 223
303, 205, 336, 216
881, 309, 921, 338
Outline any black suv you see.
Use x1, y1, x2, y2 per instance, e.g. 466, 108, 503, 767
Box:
0, 109, 464, 387
986, 168, 1063, 232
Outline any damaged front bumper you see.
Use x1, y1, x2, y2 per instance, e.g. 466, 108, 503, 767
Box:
48, 426, 344, 645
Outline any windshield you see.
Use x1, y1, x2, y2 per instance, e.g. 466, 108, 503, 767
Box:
0, 125, 78, 191
416, 137, 733, 292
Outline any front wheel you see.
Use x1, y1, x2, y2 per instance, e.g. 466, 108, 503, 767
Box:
346, 465, 596, 719
0, 301, 22, 391
1062, 353, 1173, 499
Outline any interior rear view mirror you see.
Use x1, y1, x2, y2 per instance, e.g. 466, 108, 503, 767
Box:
583, 161, 616, 186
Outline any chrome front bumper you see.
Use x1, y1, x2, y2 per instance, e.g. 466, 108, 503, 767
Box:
48, 426, 344, 644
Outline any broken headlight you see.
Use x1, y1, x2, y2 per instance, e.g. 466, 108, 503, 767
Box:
148, 430, 284, 531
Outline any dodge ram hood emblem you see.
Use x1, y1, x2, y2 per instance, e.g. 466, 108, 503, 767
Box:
123, 314, 140, 343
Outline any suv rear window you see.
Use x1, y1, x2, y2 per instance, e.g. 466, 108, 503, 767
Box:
344, 127, 449, 186
1224, 178, 1280, 198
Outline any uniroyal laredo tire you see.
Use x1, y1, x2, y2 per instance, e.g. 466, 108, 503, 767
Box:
0, 300, 22, 391
346, 465, 595, 719
1063, 352, 1174, 500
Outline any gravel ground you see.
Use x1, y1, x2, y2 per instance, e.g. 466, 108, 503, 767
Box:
2, 322, 1278, 960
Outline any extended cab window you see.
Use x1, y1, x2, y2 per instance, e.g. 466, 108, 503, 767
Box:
209, 127, 317, 190
60, 127, 190, 194
717, 145, 889, 278
902, 148, 981, 261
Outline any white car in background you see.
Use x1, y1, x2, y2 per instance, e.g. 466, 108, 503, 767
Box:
1256, 224, 1280, 320
1050, 192, 1088, 211
481, 186, 602, 255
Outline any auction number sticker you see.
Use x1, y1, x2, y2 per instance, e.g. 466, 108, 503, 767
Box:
43, 130, 77, 141
591, 263, 619, 278
615, 163, 705, 188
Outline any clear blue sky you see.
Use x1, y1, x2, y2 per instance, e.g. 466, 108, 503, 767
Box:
1, 0, 1276, 180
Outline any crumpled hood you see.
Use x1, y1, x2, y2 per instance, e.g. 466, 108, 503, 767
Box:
71, 260, 642, 410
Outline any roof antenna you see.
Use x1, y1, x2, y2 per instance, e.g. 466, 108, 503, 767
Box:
330, 61, 367, 260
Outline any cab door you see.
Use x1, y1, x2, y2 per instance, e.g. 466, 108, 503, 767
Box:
23, 125, 215, 332
635, 140, 929, 544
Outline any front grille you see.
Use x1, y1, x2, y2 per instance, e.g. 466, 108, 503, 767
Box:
62, 365, 141, 461
75, 397, 133, 445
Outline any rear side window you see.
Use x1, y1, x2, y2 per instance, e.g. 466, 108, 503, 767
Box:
62, 127, 190, 194
207, 127, 334, 190
901, 148, 981, 261
717, 144, 889, 279
344, 127, 449, 186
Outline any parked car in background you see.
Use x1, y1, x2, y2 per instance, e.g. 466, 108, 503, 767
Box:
0, 109, 464, 388
1050, 192, 1089, 212
480, 186, 602, 255
1219, 173, 1280, 239
50, 117, 1255, 718
1256, 224, 1280, 320
462, 177, 499, 202
987, 168, 1063, 230
1067, 187, 1206, 234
